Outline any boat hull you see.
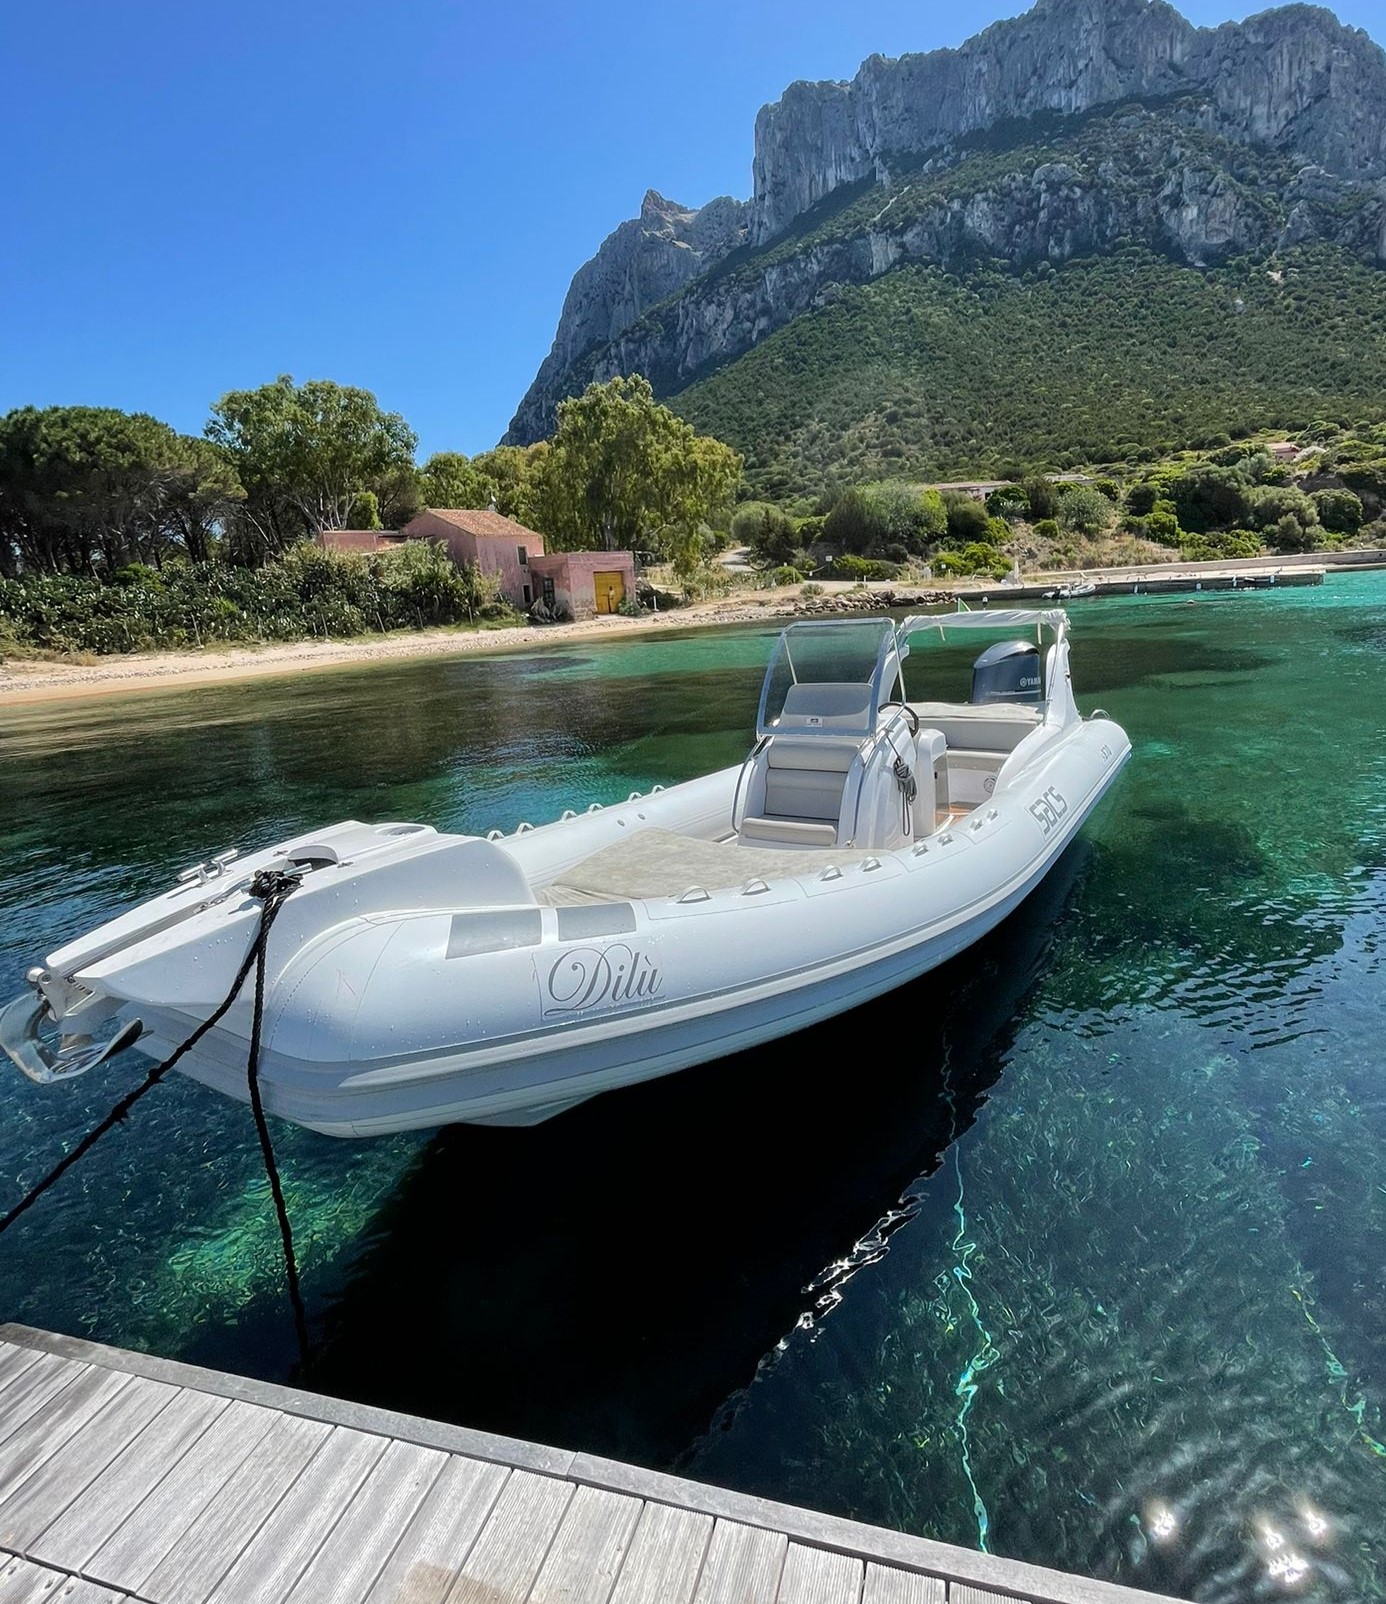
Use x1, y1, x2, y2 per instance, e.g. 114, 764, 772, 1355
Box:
124, 726, 1127, 1134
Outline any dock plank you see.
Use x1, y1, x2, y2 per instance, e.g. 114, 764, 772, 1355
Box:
0, 1376, 177, 1551
606, 1503, 714, 1604
862, 1565, 945, 1604
203, 1426, 387, 1604
30, 1387, 229, 1573
0, 1357, 89, 1452
693, 1520, 788, 1604
0, 1552, 127, 1603
443, 1468, 573, 1604
778, 1544, 864, 1604
951, 1588, 1033, 1604
0, 1370, 130, 1512
361, 1456, 510, 1604
142, 1411, 332, 1604
0, 1346, 42, 1400
284, 1437, 446, 1604
0, 1556, 48, 1604
84, 1398, 277, 1592
527, 1483, 642, 1604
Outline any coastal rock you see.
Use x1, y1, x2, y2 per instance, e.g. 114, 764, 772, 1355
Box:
507, 0, 1386, 444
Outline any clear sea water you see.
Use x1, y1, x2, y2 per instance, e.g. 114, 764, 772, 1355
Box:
2, 576, 1384, 1603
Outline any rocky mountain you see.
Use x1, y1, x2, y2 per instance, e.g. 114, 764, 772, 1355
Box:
505, 0, 1386, 451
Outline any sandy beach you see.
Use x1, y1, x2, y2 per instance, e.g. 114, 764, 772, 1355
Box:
0, 592, 811, 706
5, 550, 1376, 708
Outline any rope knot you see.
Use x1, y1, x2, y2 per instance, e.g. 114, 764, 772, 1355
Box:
248, 867, 305, 903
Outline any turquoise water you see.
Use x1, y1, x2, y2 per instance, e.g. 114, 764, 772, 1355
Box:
2, 579, 1385, 1601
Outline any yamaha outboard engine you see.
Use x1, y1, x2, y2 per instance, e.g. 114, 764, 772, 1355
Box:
971, 640, 1042, 704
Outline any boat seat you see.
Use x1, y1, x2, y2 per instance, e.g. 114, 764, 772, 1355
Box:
536, 828, 868, 902
907, 701, 1043, 753
739, 729, 860, 849
778, 681, 874, 732
738, 815, 839, 848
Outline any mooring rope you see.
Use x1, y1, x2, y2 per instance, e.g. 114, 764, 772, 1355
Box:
241, 871, 312, 1365
893, 753, 918, 836
0, 867, 312, 1366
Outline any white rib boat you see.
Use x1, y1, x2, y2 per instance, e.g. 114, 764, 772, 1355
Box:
1, 611, 1129, 1135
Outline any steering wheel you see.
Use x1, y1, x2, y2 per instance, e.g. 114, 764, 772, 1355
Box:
879, 701, 920, 736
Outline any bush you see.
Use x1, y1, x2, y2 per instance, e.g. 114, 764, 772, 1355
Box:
1146, 508, 1182, 546
1211, 528, 1264, 558
679, 564, 735, 601
823, 554, 899, 581
0, 540, 512, 655
800, 581, 824, 598
1266, 513, 1320, 553
864, 482, 948, 551
943, 495, 991, 542
824, 488, 889, 554
935, 544, 1011, 579
1169, 464, 1253, 532
766, 565, 805, 586
985, 484, 1029, 521
820, 482, 948, 557
1033, 518, 1060, 541
1059, 486, 1116, 536
732, 502, 799, 566
1024, 476, 1059, 521
1312, 488, 1364, 534
1337, 459, 1386, 517
1247, 485, 1318, 533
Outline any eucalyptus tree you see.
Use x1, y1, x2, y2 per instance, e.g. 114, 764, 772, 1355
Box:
206, 375, 418, 558
418, 451, 495, 511
469, 443, 549, 524
534, 375, 741, 560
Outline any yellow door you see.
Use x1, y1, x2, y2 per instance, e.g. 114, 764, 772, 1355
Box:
594, 570, 625, 615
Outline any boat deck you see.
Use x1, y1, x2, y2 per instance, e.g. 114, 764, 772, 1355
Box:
0, 1323, 1183, 1604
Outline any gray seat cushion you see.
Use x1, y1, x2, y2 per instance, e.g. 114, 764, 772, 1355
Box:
910, 700, 1043, 752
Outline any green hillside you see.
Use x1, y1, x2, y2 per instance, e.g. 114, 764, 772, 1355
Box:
671, 246, 1386, 497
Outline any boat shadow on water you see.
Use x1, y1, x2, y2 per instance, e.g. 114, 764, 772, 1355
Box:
302, 837, 1097, 1470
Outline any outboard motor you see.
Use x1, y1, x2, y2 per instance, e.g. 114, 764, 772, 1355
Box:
971, 639, 1042, 704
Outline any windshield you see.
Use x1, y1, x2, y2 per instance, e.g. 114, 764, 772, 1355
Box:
756, 619, 900, 741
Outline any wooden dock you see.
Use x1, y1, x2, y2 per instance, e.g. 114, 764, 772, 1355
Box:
0, 1323, 1182, 1604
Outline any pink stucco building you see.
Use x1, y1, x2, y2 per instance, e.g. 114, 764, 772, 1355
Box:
316, 510, 637, 618
314, 529, 407, 556
400, 509, 544, 609
527, 550, 637, 620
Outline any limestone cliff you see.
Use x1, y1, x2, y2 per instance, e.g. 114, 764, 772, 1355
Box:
506, 0, 1386, 444
515, 190, 747, 439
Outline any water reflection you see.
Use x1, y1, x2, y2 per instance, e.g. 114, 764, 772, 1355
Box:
3, 584, 1386, 1600
306, 841, 1090, 1466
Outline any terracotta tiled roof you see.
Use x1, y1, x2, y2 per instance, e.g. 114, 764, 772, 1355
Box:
417, 507, 542, 541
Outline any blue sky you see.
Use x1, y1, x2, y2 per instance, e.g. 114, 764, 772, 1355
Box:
3, 0, 1383, 459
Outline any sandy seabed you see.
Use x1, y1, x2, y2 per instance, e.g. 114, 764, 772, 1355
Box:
0, 594, 806, 707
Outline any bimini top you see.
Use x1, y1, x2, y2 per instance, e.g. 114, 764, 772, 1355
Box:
756, 617, 903, 742
896, 607, 1069, 644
